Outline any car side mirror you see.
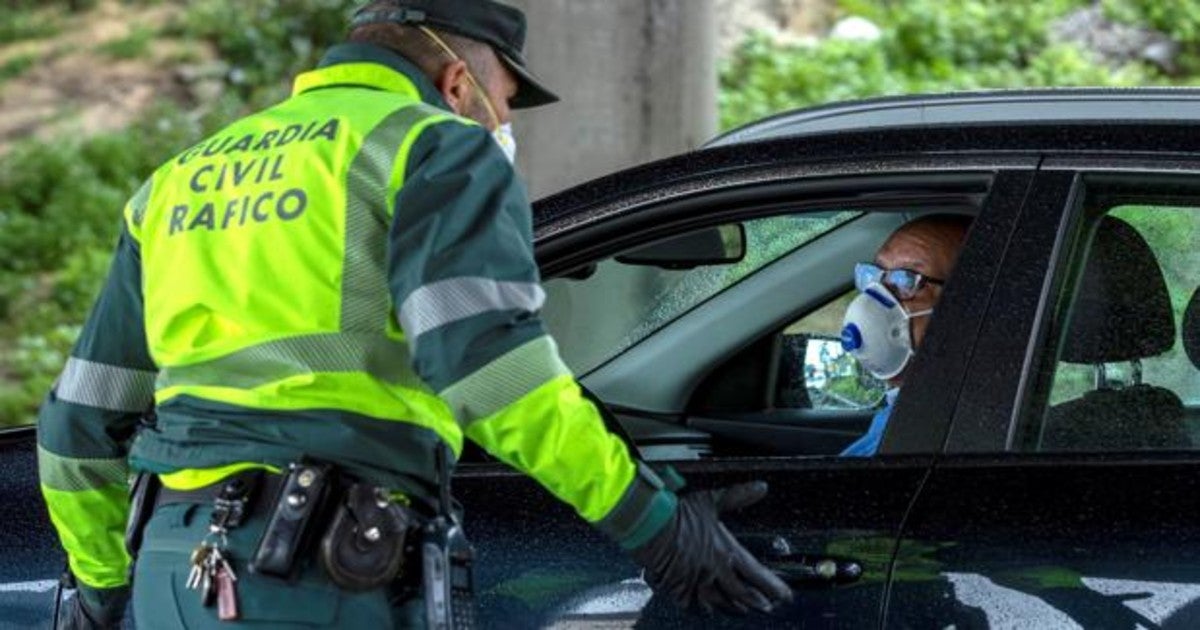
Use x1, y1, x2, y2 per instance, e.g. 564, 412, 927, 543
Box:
615, 224, 745, 269
777, 334, 885, 410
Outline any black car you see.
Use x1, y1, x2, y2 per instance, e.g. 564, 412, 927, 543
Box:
4, 88, 1200, 628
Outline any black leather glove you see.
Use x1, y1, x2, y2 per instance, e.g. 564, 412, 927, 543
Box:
58, 582, 129, 630
631, 481, 793, 615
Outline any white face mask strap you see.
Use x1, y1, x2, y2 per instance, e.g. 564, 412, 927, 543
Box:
418, 26, 502, 130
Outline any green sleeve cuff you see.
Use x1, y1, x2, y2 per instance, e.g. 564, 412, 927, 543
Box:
595, 462, 679, 550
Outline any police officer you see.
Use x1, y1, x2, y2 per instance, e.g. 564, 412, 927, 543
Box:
38, 1, 793, 627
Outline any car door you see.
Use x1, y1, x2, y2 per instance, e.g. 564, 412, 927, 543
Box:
887, 166, 1200, 628
0, 428, 64, 625
456, 135, 1041, 628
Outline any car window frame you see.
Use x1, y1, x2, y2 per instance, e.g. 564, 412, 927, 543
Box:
533, 160, 1040, 457
944, 165, 1200, 454
1018, 173, 1200, 451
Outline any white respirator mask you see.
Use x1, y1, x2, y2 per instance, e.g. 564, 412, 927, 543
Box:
840, 283, 932, 380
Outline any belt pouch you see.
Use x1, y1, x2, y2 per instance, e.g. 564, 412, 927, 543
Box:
250, 462, 337, 579
319, 483, 414, 591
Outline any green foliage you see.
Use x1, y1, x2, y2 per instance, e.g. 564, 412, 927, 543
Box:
0, 105, 207, 425
66, 0, 98, 12
721, 0, 1170, 130
1104, 0, 1200, 51
0, 325, 80, 426
98, 25, 156, 60
173, 0, 357, 96
0, 6, 61, 44
720, 36, 898, 128
887, 0, 1066, 68
0, 53, 35, 82
0, 105, 199, 279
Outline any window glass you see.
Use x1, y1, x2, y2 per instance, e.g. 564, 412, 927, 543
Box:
542, 211, 860, 374
1027, 203, 1200, 452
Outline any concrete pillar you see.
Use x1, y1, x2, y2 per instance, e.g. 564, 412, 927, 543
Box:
506, 0, 717, 199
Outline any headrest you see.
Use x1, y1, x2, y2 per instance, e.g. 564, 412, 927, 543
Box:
1185, 287, 1200, 368
1060, 216, 1174, 364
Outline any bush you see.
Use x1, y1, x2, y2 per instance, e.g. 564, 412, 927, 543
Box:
98, 25, 157, 60
719, 0, 1167, 130
720, 35, 900, 129
0, 1, 358, 425
1104, 0, 1200, 51
0, 324, 80, 426
0, 104, 200, 280
0, 6, 61, 44
174, 0, 357, 97
1103, 0, 1200, 75
0, 103, 208, 425
0, 53, 35, 82
884, 0, 1086, 70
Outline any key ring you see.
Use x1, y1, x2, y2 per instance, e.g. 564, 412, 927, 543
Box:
203, 525, 230, 551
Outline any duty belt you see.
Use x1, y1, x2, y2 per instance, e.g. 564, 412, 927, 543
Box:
153, 469, 284, 524
124, 454, 476, 627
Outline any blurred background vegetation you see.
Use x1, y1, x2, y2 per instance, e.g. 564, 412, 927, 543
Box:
1, 0, 1199, 425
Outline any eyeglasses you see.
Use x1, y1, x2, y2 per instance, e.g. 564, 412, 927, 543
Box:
854, 262, 945, 300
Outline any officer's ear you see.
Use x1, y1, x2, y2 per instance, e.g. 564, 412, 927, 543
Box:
434, 59, 473, 118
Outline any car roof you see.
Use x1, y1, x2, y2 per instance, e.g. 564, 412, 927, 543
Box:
706, 88, 1200, 148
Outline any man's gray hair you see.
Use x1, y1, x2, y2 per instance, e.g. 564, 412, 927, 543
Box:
347, 2, 494, 83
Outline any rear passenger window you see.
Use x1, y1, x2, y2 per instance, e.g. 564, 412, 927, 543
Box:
1020, 196, 1200, 452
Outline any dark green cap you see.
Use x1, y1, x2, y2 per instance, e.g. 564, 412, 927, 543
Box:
352, 0, 559, 109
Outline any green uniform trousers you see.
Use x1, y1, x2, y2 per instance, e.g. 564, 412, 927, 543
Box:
132, 503, 424, 629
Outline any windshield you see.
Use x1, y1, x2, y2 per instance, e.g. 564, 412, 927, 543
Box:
542, 211, 860, 375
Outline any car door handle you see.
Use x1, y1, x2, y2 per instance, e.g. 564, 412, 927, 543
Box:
763, 553, 863, 587
740, 534, 864, 587
751, 535, 863, 587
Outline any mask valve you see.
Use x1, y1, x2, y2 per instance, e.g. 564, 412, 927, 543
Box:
841, 324, 864, 352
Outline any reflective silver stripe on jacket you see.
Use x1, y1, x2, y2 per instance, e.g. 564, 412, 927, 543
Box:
398, 277, 545, 346
56, 358, 156, 412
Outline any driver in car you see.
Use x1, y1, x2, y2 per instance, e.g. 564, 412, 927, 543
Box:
839, 214, 972, 456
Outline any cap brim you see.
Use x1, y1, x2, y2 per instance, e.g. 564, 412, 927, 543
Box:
500, 53, 559, 109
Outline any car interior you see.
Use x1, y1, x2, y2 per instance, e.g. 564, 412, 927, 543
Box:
572, 211, 899, 460
536, 181, 986, 463
1039, 215, 1189, 451
454, 174, 1200, 467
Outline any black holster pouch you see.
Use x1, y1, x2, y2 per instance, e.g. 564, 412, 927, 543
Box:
250, 462, 337, 580
319, 484, 415, 591
125, 472, 160, 559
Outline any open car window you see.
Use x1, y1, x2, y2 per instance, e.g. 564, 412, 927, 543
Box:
541, 211, 860, 375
